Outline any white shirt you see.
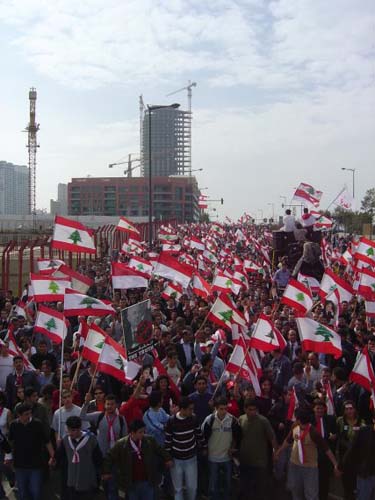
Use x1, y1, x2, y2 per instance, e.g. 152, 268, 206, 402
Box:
52, 404, 89, 437
282, 215, 296, 232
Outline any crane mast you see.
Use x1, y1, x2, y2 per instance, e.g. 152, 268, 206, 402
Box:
26, 88, 39, 215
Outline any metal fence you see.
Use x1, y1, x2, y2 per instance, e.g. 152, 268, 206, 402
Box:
0, 220, 172, 297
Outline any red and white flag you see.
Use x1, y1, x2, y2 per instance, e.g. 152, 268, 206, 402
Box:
349, 348, 375, 406
30, 274, 71, 303
203, 249, 218, 264
6, 330, 36, 371
161, 244, 181, 254
37, 258, 65, 274
287, 387, 298, 421
297, 273, 320, 294
81, 322, 107, 364
296, 317, 342, 359
152, 351, 181, 396
128, 256, 153, 278
207, 294, 247, 329
63, 289, 116, 317
365, 301, 375, 318
354, 237, 375, 267
292, 182, 323, 208
226, 337, 261, 395
158, 232, 178, 243
281, 278, 313, 314
192, 273, 212, 299
212, 271, 242, 295
153, 253, 193, 288
111, 262, 149, 289
161, 282, 183, 301
244, 260, 262, 273
190, 236, 205, 252
53, 264, 94, 294
319, 268, 353, 305
97, 336, 140, 383
358, 268, 375, 300
250, 313, 287, 352
116, 216, 140, 239
34, 305, 67, 344
52, 216, 96, 254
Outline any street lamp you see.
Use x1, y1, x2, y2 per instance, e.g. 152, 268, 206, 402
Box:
341, 168, 356, 198
147, 103, 180, 248
191, 168, 203, 173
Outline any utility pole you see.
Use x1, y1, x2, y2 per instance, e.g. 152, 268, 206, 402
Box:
26, 88, 39, 219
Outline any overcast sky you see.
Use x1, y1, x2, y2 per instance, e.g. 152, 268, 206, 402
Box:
1, 0, 374, 220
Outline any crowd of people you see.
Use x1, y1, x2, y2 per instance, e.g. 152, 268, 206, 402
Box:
0, 216, 374, 500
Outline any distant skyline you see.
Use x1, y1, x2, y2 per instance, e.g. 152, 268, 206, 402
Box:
1, 0, 374, 220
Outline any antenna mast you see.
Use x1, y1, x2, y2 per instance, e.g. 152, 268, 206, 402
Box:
26, 88, 39, 215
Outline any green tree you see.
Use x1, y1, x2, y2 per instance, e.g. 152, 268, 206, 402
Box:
361, 188, 375, 214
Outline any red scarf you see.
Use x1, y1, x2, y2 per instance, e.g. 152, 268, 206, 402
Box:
106, 414, 117, 447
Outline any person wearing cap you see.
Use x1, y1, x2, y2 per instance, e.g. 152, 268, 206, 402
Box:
103, 419, 172, 500
54, 416, 102, 500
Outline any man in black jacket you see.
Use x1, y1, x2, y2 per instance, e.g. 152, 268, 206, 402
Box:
5, 356, 39, 408
175, 329, 195, 373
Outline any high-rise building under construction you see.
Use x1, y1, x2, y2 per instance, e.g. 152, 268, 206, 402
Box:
141, 105, 191, 177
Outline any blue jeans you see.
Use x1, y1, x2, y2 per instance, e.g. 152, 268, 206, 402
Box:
103, 467, 119, 500
170, 456, 198, 500
357, 476, 375, 500
127, 480, 155, 500
15, 468, 42, 500
208, 460, 232, 500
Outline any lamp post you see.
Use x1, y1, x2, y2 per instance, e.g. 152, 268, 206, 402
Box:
341, 168, 356, 198
147, 103, 180, 248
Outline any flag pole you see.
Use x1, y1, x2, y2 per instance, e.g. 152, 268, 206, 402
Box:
57, 330, 65, 439
70, 354, 82, 391
325, 186, 346, 212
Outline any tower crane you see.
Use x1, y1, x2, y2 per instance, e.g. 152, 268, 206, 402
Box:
108, 153, 141, 177
166, 81, 197, 176
25, 88, 39, 216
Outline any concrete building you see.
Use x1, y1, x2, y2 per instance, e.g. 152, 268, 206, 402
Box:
142, 105, 191, 177
0, 161, 29, 215
68, 176, 200, 223
50, 183, 68, 215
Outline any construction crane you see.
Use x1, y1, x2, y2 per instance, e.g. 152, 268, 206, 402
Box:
166, 81, 197, 176
108, 153, 141, 177
25, 88, 39, 216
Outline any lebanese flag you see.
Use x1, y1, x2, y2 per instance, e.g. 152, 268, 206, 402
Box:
158, 232, 178, 243
354, 237, 375, 266
152, 351, 181, 396
179, 253, 197, 268
281, 278, 313, 314
203, 249, 218, 264
111, 262, 148, 289
358, 268, 375, 300
226, 337, 261, 395
292, 182, 323, 207
287, 387, 298, 421
314, 215, 333, 229
319, 268, 353, 304
192, 273, 212, 299
81, 322, 107, 364
37, 258, 65, 274
297, 273, 320, 294
365, 301, 375, 318
63, 289, 116, 317
161, 282, 183, 301
212, 271, 241, 295
162, 244, 181, 254
128, 256, 153, 278
207, 293, 247, 329
52, 216, 96, 254
116, 216, 140, 239
34, 305, 67, 344
97, 336, 140, 383
30, 274, 71, 302
349, 348, 375, 406
250, 313, 287, 352
7, 330, 36, 371
153, 253, 193, 288
53, 264, 94, 294
296, 317, 342, 359
190, 236, 205, 252
244, 260, 262, 273
210, 223, 225, 237
234, 271, 249, 290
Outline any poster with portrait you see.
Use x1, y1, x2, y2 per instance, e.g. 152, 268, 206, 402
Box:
121, 299, 154, 360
